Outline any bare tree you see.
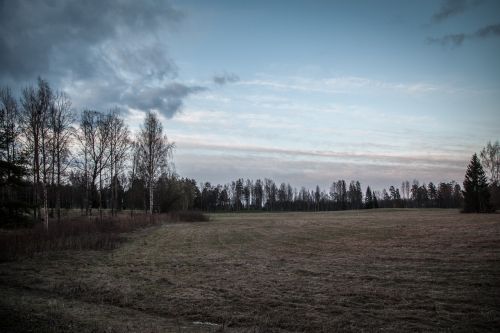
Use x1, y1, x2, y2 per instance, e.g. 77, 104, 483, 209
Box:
20, 78, 52, 228
137, 111, 174, 215
49, 92, 74, 221
20, 85, 39, 222
108, 109, 129, 216
77, 110, 111, 217
38, 80, 53, 228
128, 140, 141, 216
480, 140, 500, 186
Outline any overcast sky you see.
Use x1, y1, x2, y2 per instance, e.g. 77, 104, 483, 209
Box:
1, 0, 499, 191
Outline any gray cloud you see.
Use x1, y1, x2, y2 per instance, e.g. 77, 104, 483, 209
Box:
122, 83, 207, 118
476, 23, 500, 37
432, 0, 482, 22
427, 23, 500, 46
0, 0, 204, 117
213, 72, 240, 85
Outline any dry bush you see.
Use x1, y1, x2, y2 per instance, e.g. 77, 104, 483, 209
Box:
0, 213, 163, 262
170, 210, 210, 222
0, 211, 210, 262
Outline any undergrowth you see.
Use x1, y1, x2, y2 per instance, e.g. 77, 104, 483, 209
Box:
0, 211, 209, 261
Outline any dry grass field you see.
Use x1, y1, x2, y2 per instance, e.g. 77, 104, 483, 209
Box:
1, 209, 499, 332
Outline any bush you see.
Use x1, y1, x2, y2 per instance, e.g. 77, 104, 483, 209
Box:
0, 213, 161, 262
0, 211, 211, 261
173, 210, 210, 222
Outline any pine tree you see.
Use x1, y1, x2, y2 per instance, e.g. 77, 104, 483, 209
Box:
365, 186, 373, 209
462, 154, 491, 213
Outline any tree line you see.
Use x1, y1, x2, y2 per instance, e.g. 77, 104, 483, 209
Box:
189, 143, 499, 213
196, 178, 464, 212
1, 78, 499, 227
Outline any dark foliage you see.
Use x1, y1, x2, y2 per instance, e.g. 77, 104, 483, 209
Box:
196, 177, 463, 212
490, 184, 500, 210
0, 158, 31, 226
462, 154, 491, 213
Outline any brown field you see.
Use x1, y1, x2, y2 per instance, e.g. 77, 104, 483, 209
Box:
1, 209, 499, 332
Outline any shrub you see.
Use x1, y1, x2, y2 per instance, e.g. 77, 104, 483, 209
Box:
173, 210, 210, 222
0, 213, 161, 261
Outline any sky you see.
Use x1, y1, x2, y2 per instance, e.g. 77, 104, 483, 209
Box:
1, 0, 499, 191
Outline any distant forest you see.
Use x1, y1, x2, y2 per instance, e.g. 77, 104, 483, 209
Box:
1, 78, 499, 226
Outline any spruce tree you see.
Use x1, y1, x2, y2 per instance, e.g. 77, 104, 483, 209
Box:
462, 154, 491, 213
365, 186, 373, 209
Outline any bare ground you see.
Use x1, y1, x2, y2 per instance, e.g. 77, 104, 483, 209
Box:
1, 209, 499, 332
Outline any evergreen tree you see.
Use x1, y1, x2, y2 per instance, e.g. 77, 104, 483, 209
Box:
365, 186, 373, 209
462, 154, 491, 213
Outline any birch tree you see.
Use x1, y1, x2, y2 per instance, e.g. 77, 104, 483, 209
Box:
77, 110, 111, 216
49, 92, 74, 221
20, 78, 52, 228
108, 109, 129, 216
137, 111, 174, 215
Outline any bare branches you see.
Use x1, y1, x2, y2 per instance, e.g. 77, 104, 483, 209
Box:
49, 91, 75, 221
108, 109, 130, 215
480, 141, 500, 186
137, 111, 174, 214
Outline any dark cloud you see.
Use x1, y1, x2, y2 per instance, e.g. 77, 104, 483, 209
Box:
475, 23, 500, 37
0, 0, 204, 117
122, 83, 207, 118
432, 0, 482, 22
427, 23, 500, 46
0, 0, 182, 81
213, 73, 240, 85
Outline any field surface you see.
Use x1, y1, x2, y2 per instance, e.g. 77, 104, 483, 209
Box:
1, 209, 499, 332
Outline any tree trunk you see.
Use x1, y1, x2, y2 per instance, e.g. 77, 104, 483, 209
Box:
114, 170, 118, 215
50, 140, 56, 218
43, 183, 49, 230
149, 180, 153, 215
99, 162, 103, 222
33, 132, 40, 223
56, 149, 61, 222
110, 148, 114, 216
84, 148, 90, 216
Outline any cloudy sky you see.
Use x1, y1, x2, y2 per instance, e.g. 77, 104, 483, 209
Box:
1, 0, 499, 191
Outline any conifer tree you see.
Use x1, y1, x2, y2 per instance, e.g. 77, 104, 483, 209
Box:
462, 154, 491, 213
365, 186, 373, 209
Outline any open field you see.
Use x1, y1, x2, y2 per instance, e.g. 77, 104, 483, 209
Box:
1, 209, 499, 332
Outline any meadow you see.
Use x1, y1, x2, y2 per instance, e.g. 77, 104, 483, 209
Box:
1, 209, 499, 332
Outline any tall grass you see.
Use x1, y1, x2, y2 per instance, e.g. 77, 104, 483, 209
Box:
0, 211, 208, 261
